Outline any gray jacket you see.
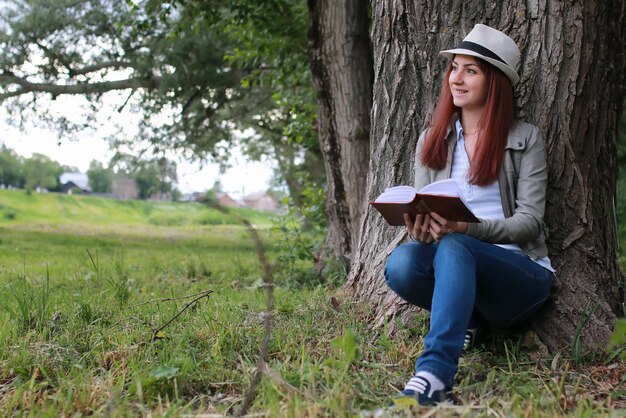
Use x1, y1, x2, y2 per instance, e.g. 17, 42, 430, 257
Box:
414, 119, 549, 260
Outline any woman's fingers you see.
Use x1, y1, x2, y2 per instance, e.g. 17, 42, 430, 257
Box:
404, 213, 433, 242
419, 214, 430, 241
404, 212, 458, 243
428, 212, 454, 241
403, 212, 414, 237
402, 213, 413, 233
429, 212, 449, 229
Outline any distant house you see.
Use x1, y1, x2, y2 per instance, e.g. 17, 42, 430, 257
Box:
179, 193, 195, 202
217, 192, 239, 207
242, 191, 280, 212
191, 192, 206, 202
148, 191, 172, 201
59, 172, 91, 194
111, 177, 138, 200
60, 181, 87, 195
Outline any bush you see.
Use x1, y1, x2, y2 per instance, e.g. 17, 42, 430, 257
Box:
265, 176, 328, 288
147, 212, 187, 226
3, 209, 17, 220
198, 211, 228, 225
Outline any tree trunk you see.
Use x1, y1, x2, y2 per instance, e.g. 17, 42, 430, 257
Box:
307, 0, 373, 271
346, 0, 626, 351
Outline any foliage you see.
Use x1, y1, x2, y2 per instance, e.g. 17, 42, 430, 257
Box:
86, 160, 113, 193
203, 188, 218, 205
270, 174, 328, 288
21, 153, 63, 191
132, 159, 176, 200
610, 318, 626, 352
0, 0, 324, 208
0, 0, 327, 278
152, 1, 330, 279
0, 0, 234, 150
137, 0, 324, 208
0, 145, 23, 187
170, 188, 182, 201
201, 180, 223, 205
271, 208, 323, 287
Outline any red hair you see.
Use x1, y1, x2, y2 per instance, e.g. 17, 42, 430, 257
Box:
420, 58, 514, 186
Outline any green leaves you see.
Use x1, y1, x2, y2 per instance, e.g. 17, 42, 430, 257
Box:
149, 365, 180, 380
609, 318, 626, 347
86, 160, 113, 193
324, 328, 360, 370
22, 153, 63, 192
331, 328, 360, 364
0, 145, 23, 187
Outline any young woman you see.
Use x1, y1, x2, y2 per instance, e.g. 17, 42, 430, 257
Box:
386, 24, 554, 406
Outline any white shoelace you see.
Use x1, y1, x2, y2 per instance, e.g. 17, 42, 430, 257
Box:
404, 371, 445, 398
463, 333, 471, 350
464, 327, 478, 351
405, 375, 428, 394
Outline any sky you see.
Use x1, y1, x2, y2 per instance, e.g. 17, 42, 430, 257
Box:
0, 96, 275, 200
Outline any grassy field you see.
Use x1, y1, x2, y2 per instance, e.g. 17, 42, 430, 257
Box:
0, 189, 624, 417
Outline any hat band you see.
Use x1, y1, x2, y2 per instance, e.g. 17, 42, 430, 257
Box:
455, 41, 506, 65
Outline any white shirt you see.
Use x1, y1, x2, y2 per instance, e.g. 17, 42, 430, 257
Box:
452, 120, 554, 272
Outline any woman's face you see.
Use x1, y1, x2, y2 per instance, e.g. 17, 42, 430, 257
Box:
449, 55, 488, 113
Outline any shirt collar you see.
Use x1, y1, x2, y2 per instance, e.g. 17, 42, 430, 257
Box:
454, 119, 464, 142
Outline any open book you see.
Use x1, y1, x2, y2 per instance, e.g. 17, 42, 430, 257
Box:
370, 179, 479, 226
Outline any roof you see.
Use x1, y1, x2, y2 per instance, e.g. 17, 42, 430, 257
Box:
60, 172, 90, 191
243, 191, 272, 202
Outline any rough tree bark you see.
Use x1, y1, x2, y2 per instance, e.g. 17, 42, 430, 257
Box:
307, 0, 373, 270
346, 0, 626, 351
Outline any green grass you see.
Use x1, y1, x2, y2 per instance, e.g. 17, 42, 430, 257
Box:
0, 191, 624, 416
0, 189, 273, 229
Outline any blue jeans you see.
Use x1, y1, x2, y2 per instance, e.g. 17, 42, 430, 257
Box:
384, 233, 553, 388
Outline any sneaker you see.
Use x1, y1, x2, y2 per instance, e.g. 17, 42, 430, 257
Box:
389, 373, 452, 408
463, 327, 479, 352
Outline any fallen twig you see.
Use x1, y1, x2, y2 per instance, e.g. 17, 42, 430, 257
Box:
149, 289, 213, 342
129, 289, 215, 309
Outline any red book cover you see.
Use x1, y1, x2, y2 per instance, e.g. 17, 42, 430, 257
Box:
370, 180, 479, 226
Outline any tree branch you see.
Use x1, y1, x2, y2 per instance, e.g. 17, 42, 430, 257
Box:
117, 89, 136, 112
0, 73, 161, 100
181, 88, 202, 114
32, 30, 133, 77
70, 61, 135, 77
33, 40, 72, 72
0, 88, 28, 101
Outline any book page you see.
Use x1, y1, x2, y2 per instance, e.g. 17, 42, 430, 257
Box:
418, 178, 461, 196
373, 185, 417, 203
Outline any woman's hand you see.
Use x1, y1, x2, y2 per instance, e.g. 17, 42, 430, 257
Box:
429, 212, 468, 241
404, 213, 434, 243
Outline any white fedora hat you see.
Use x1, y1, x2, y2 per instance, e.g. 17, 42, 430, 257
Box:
439, 23, 521, 85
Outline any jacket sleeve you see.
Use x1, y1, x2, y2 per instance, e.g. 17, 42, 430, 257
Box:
465, 125, 547, 244
414, 130, 431, 191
